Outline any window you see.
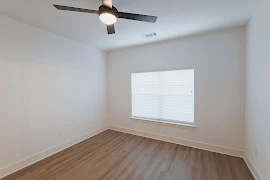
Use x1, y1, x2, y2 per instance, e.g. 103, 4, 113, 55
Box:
131, 69, 194, 125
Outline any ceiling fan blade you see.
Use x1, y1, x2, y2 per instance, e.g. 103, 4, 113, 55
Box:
118, 12, 157, 23
53, 5, 98, 14
107, 24, 115, 34
102, 0, 112, 8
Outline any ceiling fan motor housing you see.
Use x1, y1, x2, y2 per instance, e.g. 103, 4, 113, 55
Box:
99, 5, 118, 18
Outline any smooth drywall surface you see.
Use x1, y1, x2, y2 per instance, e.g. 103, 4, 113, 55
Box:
108, 27, 245, 152
245, 0, 270, 179
0, 15, 107, 171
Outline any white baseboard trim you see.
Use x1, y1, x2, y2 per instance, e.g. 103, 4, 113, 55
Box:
243, 152, 264, 180
109, 125, 243, 158
0, 126, 109, 179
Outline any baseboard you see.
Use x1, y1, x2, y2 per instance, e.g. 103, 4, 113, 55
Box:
243, 152, 264, 180
0, 126, 109, 179
109, 125, 243, 158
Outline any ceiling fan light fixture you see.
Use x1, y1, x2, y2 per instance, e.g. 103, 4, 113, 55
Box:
99, 13, 117, 25
99, 5, 118, 25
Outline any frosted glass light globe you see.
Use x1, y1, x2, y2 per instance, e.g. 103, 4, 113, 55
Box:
99, 13, 117, 25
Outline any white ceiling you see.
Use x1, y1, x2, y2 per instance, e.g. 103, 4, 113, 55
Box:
0, 0, 261, 51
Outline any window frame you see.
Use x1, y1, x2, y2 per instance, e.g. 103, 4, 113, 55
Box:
130, 68, 195, 128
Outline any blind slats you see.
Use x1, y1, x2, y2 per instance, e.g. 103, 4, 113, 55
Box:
131, 69, 194, 124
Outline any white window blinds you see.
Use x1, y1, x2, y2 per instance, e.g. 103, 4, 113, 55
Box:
131, 69, 194, 124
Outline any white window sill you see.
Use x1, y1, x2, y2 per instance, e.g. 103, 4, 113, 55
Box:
131, 117, 196, 129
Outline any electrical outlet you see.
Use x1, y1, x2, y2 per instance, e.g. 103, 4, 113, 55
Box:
74, 124, 79, 132
255, 148, 258, 157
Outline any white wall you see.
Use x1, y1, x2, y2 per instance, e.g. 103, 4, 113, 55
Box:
0, 15, 107, 176
245, 0, 270, 179
108, 27, 245, 154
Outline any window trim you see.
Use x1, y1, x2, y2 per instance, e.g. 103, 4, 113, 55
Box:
130, 68, 195, 128
131, 116, 196, 129
130, 68, 194, 74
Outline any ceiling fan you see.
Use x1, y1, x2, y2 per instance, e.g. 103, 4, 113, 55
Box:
53, 0, 158, 35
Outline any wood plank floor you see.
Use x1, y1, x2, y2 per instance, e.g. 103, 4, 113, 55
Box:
2, 130, 254, 180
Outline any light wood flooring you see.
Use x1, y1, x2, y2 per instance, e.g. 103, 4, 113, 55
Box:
2, 130, 254, 180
